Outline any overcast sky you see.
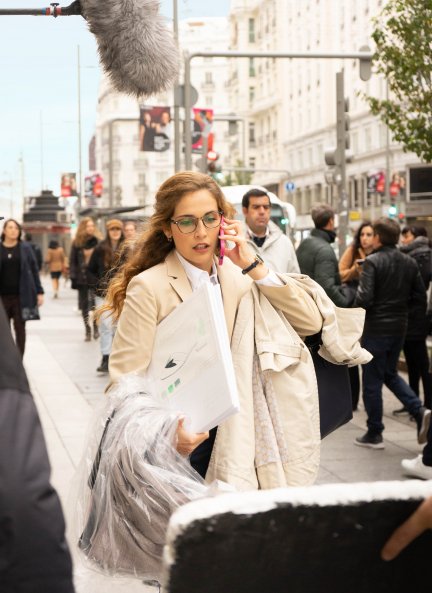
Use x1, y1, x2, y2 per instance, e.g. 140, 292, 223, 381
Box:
0, 0, 230, 211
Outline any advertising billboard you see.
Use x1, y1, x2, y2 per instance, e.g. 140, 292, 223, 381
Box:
139, 106, 172, 152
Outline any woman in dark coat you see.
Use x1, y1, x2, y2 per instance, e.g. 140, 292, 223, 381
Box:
87, 219, 125, 373
69, 217, 100, 341
0, 218, 44, 357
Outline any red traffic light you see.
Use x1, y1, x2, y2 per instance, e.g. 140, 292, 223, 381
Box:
207, 150, 219, 161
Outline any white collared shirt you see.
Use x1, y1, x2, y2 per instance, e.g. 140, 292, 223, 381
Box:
176, 251, 219, 291
175, 250, 282, 291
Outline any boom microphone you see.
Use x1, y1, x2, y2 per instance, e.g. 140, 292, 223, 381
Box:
80, 0, 179, 97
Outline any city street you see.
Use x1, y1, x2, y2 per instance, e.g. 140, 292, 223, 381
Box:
24, 276, 425, 591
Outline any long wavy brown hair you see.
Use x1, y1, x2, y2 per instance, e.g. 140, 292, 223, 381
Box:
103, 171, 235, 319
73, 217, 101, 247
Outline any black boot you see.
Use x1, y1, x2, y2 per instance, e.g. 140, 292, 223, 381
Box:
97, 355, 109, 373
85, 324, 91, 342
93, 322, 100, 340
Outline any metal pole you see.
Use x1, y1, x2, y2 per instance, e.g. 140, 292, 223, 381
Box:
109, 122, 113, 208
184, 53, 192, 170
173, 0, 181, 172
19, 153, 26, 206
336, 70, 348, 254
77, 45, 83, 209
183, 49, 373, 170
39, 110, 44, 190
199, 136, 208, 174
0, 2, 82, 16
384, 80, 391, 206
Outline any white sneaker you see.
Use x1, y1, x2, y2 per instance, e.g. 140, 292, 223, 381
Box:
401, 455, 432, 480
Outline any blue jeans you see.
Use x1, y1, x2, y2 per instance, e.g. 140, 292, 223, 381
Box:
95, 296, 116, 356
361, 335, 423, 435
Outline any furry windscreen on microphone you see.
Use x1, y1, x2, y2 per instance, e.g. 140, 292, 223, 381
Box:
80, 0, 179, 96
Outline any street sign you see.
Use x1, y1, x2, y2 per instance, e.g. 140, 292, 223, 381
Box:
285, 181, 296, 192
175, 84, 199, 107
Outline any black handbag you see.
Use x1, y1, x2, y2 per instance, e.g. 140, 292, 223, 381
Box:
306, 333, 353, 439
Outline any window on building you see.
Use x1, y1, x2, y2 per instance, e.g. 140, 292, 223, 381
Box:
249, 157, 256, 169
205, 95, 213, 106
249, 86, 255, 105
364, 126, 372, 151
205, 72, 213, 84
249, 122, 256, 146
248, 18, 255, 43
249, 58, 256, 77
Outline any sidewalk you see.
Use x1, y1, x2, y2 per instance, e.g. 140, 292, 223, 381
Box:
24, 280, 151, 593
23, 279, 427, 589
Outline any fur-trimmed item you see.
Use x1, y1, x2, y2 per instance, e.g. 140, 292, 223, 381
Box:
80, 0, 179, 96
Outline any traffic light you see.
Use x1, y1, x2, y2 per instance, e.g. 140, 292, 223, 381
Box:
324, 74, 353, 168
337, 95, 350, 163
388, 204, 398, 218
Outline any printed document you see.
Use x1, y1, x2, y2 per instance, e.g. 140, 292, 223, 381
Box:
148, 283, 240, 432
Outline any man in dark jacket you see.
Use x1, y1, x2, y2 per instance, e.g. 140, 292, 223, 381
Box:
354, 217, 430, 449
296, 203, 349, 307
398, 226, 432, 411
0, 302, 75, 592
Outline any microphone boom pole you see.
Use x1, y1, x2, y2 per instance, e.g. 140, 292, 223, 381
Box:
0, 2, 82, 17
0, 0, 179, 97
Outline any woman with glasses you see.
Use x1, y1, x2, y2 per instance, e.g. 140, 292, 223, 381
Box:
103, 171, 323, 487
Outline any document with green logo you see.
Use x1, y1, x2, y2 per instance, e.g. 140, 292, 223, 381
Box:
148, 283, 239, 433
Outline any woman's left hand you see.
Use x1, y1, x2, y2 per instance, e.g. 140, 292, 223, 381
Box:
37, 294, 44, 307
219, 218, 258, 268
219, 219, 269, 280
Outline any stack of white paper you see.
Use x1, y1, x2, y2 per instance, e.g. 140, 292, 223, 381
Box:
147, 283, 240, 433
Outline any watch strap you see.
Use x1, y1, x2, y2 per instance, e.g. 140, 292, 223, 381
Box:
242, 255, 262, 275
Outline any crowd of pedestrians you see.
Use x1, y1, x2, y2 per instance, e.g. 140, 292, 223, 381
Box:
1, 182, 432, 588
296, 206, 432, 481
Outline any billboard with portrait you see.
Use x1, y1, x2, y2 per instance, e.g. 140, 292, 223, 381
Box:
191, 108, 214, 153
139, 106, 172, 152
60, 172, 77, 197
84, 172, 103, 206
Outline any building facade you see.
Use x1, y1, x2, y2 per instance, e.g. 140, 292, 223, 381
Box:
228, 0, 422, 234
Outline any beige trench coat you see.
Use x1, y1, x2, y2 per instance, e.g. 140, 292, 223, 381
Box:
108, 252, 366, 489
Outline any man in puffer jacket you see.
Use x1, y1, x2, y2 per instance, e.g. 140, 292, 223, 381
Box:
242, 188, 300, 274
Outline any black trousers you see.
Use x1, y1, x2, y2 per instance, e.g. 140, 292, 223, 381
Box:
78, 286, 95, 328
403, 339, 432, 409
349, 365, 360, 411
1, 294, 26, 357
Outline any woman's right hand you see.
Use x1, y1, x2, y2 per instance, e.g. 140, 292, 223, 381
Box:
175, 417, 209, 456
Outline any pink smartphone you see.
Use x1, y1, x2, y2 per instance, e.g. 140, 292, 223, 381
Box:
218, 215, 225, 265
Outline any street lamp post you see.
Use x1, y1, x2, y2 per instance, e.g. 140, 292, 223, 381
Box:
184, 49, 373, 170
77, 45, 83, 209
